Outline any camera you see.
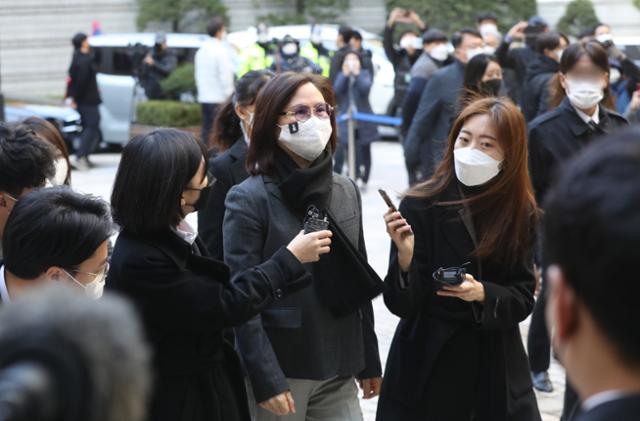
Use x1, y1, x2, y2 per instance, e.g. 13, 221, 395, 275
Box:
303, 205, 329, 234
432, 263, 469, 288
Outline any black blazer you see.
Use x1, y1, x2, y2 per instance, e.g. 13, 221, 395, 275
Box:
577, 395, 640, 421
528, 98, 628, 203
198, 139, 249, 260
403, 60, 466, 168
376, 183, 541, 421
521, 54, 558, 122
106, 230, 311, 421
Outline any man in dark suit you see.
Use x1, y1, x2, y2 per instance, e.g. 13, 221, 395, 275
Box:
403, 28, 484, 183
0, 122, 55, 260
543, 128, 640, 421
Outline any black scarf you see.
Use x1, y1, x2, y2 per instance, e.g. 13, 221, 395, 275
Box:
274, 147, 333, 213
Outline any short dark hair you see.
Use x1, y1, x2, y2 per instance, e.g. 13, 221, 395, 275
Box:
246, 72, 337, 176
3, 187, 113, 279
206, 16, 225, 37
211, 70, 274, 150
463, 53, 499, 91
544, 128, 640, 367
338, 25, 353, 43
476, 11, 498, 24
535, 31, 568, 54
0, 122, 55, 196
72, 32, 87, 50
422, 28, 447, 45
452, 28, 483, 49
351, 30, 363, 42
22, 117, 72, 185
111, 129, 207, 236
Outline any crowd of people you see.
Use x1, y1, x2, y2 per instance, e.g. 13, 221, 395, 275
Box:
1, 7, 640, 421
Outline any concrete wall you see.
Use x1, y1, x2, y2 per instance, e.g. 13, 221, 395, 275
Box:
537, 0, 640, 36
0, 0, 137, 99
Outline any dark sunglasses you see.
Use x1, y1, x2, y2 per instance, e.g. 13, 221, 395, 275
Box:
279, 103, 334, 122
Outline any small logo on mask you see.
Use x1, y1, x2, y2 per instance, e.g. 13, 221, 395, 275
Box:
288, 122, 299, 134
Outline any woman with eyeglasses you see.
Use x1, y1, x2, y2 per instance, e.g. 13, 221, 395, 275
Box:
223, 72, 382, 421
106, 128, 333, 421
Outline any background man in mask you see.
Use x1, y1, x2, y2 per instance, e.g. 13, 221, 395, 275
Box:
403, 28, 484, 185
270, 35, 322, 74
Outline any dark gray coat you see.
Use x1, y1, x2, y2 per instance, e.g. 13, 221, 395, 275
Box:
334, 70, 378, 146
223, 172, 382, 403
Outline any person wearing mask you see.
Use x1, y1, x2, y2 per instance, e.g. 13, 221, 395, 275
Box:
195, 16, 235, 146
270, 35, 322, 74
457, 53, 503, 113
544, 130, 640, 421
107, 128, 332, 421
329, 25, 354, 83
496, 17, 549, 106
333, 50, 378, 190
238, 23, 275, 77
66, 32, 102, 171
140, 33, 177, 100
521, 31, 569, 122
22, 117, 72, 186
0, 123, 55, 260
300, 24, 332, 77
378, 97, 541, 421
198, 70, 274, 261
404, 28, 484, 184
1, 187, 111, 302
528, 40, 628, 420
223, 72, 382, 421
348, 30, 375, 77
384, 7, 427, 116
477, 11, 502, 54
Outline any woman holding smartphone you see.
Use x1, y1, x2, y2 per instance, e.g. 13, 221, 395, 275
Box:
377, 97, 541, 421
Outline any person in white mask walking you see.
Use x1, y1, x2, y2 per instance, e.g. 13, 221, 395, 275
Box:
223, 72, 382, 421
528, 40, 628, 421
378, 97, 541, 421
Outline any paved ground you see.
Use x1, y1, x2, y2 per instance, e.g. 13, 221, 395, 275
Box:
73, 141, 565, 420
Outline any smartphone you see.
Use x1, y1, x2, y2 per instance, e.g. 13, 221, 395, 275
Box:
378, 189, 397, 212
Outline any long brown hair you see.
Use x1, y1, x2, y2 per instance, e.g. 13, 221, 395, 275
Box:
246, 72, 337, 175
549, 41, 615, 110
22, 117, 72, 185
407, 97, 538, 265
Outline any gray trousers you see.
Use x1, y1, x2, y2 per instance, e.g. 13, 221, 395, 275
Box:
251, 376, 364, 421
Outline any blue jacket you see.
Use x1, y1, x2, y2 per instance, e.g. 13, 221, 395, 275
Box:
334, 70, 378, 146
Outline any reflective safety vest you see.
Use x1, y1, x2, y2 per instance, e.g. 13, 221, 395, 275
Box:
300, 43, 331, 77
237, 43, 274, 77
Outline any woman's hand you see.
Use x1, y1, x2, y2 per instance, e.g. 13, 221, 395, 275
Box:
359, 377, 382, 399
286, 230, 332, 264
259, 391, 296, 415
437, 274, 485, 302
383, 209, 414, 272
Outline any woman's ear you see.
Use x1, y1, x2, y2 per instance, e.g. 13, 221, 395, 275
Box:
559, 73, 568, 91
235, 104, 248, 121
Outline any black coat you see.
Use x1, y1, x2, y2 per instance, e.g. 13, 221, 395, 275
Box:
495, 41, 538, 105
528, 98, 628, 203
334, 70, 378, 146
67, 52, 101, 105
198, 139, 249, 261
403, 60, 465, 168
376, 184, 541, 421
383, 25, 422, 103
521, 54, 558, 122
106, 230, 311, 421
577, 395, 640, 421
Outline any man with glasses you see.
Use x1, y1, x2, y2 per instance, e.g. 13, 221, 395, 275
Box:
0, 187, 113, 302
0, 122, 55, 259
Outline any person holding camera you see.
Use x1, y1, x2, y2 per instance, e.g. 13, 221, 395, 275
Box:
223, 72, 381, 421
377, 97, 541, 421
140, 33, 177, 100
333, 50, 377, 189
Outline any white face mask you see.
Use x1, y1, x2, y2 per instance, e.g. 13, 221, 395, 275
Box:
555, 49, 564, 62
50, 157, 69, 186
454, 147, 502, 187
63, 267, 107, 300
480, 23, 498, 37
565, 78, 604, 110
278, 116, 332, 162
466, 47, 485, 62
281, 43, 298, 56
483, 45, 496, 55
609, 68, 621, 84
596, 33, 613, 44
429, 44, 449, 61
400, 36, 417, 50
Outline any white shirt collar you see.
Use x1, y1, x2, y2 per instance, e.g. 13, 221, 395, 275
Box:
574, 104, 600, 125
0, 265, 11, 303
173, 220, 198, 245
582, 390, 631, 412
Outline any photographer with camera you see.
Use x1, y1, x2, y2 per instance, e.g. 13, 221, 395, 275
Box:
377, 97, 541, 421
270, 35, 322, 75
139, 33, 177, 100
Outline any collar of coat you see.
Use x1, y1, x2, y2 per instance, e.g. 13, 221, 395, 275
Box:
559, 97, 613, 138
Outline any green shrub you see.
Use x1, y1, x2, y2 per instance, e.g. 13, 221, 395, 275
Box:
136, 100, 201, 127
160, 63, 196, 99
556, 0, 600, 37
